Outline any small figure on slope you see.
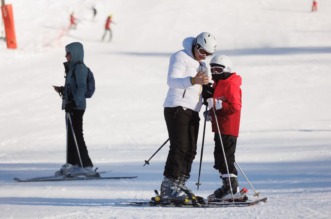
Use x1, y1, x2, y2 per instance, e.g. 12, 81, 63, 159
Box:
101, 15, 113, 42
69, 12, 77, 29
92, 6, 97, 20
311, 0, 318, 12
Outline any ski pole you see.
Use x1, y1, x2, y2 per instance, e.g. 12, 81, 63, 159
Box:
143, 138, 169, 166
196, 104, 208, 190
235, 162, 260, 197
211, 107, 235, 200
66, 112, 84, 167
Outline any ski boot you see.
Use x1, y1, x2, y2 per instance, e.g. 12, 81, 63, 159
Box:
55, 164, 100, 177
178, 175, 203, 206
159, 177, 189, 205
54, 163, 76, 176
208, 174, 247, 202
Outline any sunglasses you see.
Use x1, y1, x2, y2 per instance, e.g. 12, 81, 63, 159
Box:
197, 44, 212, 57
210, 66, 225, 74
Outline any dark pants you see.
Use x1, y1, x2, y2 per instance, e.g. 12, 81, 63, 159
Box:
213, 134, 237, 176
163, 107, 200, 179
102, 29, 112, 42
66, 110, 93, 167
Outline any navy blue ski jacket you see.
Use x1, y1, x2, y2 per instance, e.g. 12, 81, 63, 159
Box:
62, 42, 88, 110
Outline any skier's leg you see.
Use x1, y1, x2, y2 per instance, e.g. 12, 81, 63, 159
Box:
181, 111, 199, 177
208, 134, 239, 201
161, 107, 195, 201
101, 30, 106, 41
177, 111, 199, 197
67, 112, 79, 165
218, 135, 238, 176
71, 109, 93, 167
213, 133, 222, 171
109, 29, 112, 42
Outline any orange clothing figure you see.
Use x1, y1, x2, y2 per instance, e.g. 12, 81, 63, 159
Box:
101, 15, 113, 42
312, 0, 318, 12
70, 12, 77, 29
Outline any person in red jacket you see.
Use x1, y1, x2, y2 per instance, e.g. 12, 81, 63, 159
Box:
101, 15, 113, 42
205, 55, 243, 201
311, 0, 318, 12
69, 12, 77, 29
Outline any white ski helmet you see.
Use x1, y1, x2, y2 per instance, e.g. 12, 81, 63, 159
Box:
195, 32, 217, 54
210, 55, 233, 72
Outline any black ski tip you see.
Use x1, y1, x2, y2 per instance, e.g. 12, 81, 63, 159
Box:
13, 177, 22, 182
260, 197, 268, 202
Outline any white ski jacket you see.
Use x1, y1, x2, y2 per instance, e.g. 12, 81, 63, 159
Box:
163, 37, 206, 112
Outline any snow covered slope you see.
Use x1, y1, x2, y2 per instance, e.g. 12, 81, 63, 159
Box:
0, 0, 331, 218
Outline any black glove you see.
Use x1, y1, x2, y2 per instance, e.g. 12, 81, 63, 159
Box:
202, 83, 214, 101
53, 86, 64, 97
65, 102, 76, 113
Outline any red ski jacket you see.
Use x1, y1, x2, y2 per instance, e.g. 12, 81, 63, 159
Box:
105, 17, 112, 30
211, 73, 242, 137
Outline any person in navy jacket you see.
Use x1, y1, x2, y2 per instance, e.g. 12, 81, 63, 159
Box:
53, 42, 95, 177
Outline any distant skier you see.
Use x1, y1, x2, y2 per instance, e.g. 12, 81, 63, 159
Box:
311, 0, 318, 12
53, 42, 96, 177
204, 55, 243, 202
69, 12, 77, 29
92, 6, 97, 20
160, 32, 217, 203
101, 15, 113, 42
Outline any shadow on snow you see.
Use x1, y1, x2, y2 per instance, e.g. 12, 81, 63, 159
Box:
113, 46, 331, 57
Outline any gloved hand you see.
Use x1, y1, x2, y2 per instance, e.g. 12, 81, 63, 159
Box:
202, 83, 214, 100
65, 102, 76, 113
207, 98, 223, 110
215, 99, 223, 110
207, 98, 214, 108
53, 86, 64, 97
203, 110, 212, 121
197, 65, 208, 74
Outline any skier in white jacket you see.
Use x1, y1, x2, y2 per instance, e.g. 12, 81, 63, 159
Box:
161, 32, 217, 202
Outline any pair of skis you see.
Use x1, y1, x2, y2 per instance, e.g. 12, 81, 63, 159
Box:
14, 173, 137, 182
120, 197, 267, 208
13, 175, 266, 208
117, 188, 267, 208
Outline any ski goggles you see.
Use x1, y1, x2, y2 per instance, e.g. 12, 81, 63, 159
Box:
197, 44, 213, 57
210, 66, 225, 74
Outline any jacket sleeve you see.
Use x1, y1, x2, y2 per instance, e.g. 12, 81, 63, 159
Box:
167, 53, 192, 89
217, 84, 241, 116
73, 63, 88, 106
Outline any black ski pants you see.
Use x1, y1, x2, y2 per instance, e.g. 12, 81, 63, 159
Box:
163, 107, 200, 179
213, 133, 238, 176
66, 110, 93, 167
